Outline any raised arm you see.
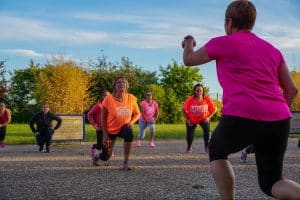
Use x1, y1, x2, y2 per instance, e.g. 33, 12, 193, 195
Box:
182, 35, 212, 66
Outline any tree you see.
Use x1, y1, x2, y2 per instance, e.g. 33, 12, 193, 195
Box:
159, 60, 203, 103
161, 88, 183, 123
0, 60, 8, 102
119, 57, 158, 101
88, 55, 158, 103
35, 60, 91, 114
9, 60, 41, 122
291, 70, 300, 110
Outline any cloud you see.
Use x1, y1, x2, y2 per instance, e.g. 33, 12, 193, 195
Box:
1, 10, 300, 51
0, 49, 43, 57
0, 15, 109, 44
0, 49, 74, 62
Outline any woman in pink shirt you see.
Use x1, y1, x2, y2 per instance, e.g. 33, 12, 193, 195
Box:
182, 1, 300, 199
0, 102, 11, 148
135, 91, 159, 147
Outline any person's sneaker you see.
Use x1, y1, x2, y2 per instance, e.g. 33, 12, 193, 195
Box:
39, 146, 43, 152
0, 142, 5, 148
93, 159, 100, 166
240, 150, 247, 163
46, 146, 50, 153
149, 141, 156, 148
186, 147, 192, 154
90, 146, 100, 166
298, 139, 300, 148
204, 146, 209, 154
135, 140, 141, 147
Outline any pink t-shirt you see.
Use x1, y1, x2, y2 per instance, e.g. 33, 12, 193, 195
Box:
205, 31, 291, 121
140, 100, 158, 122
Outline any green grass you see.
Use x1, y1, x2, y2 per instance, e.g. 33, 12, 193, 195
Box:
5, 122, 219, 145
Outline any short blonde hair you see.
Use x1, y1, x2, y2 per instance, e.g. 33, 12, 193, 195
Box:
225, 0, 256, 30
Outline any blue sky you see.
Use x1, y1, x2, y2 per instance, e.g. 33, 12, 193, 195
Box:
1, 0, 300, 94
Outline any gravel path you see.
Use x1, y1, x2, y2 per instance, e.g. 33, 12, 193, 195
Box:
1, 139, 299, 200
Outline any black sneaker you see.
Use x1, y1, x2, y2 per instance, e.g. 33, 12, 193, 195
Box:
298, 139, 300, 148
39, 146, 43, 152
240, 150, 247, 163
46, 146, 50, 153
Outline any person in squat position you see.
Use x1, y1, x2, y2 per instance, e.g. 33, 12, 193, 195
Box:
29, 103, 62, 153
135, 91, 159, 148
182, 84, 217, 153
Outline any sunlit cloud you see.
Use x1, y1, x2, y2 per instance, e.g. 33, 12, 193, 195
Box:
0, 15, 109, 44
0, 49, 43, 57
0, 49, 74, 63
1, 10, 300, 51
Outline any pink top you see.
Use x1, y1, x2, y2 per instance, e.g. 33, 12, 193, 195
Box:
140, 100, 158, 122
87, 102, 103, 129
205, 31, 291, 121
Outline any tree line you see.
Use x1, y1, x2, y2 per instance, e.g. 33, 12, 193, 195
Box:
1, 55, 299, 123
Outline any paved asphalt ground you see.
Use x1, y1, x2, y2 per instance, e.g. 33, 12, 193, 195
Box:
0, 138, 299, 200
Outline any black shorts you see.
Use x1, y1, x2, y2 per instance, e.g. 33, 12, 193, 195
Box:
209, 115, 290, 196
108, 125, 133, 142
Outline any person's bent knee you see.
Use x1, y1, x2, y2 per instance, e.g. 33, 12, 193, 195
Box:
121, 125, 133, 142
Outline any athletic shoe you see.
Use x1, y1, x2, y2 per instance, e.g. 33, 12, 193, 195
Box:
90, 146, 100, 166
204, 146, 209, 154
240, 150, 247, 163
93, 159, 100, 166
46, 146, 50, 153
186, 147, 192, 154
135, 140, 141, 147
0, 142, 5, 148
298, 139, 300, 148
149, 141, 156, 148
39, 146, 43, 152
123, 160, 132, 171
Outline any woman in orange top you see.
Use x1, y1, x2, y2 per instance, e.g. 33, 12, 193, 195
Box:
94, 76, 140, 170
0, 102, 11, 148
182, 84, 217, 153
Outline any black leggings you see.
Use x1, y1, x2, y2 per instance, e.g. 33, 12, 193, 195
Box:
0, 126, 6, 141
209, 115, 290, 197
99, 125, 133, 161
186, 121, 210, 149
36, 128, 54, 147
92, 129, 103, 150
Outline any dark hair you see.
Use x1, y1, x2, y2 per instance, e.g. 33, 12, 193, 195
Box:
193, 83, 205, 99
100, 90, 109, 102
225, 0, 256, 30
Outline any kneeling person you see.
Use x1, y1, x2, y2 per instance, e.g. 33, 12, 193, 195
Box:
29, 103, 62, 153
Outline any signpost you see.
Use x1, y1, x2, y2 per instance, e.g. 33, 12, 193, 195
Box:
52, 114, 86, 142
290, 111, 300, 134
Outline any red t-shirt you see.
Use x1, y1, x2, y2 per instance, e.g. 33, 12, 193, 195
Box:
182, 95, 216, 124
87, 102, 103, 130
